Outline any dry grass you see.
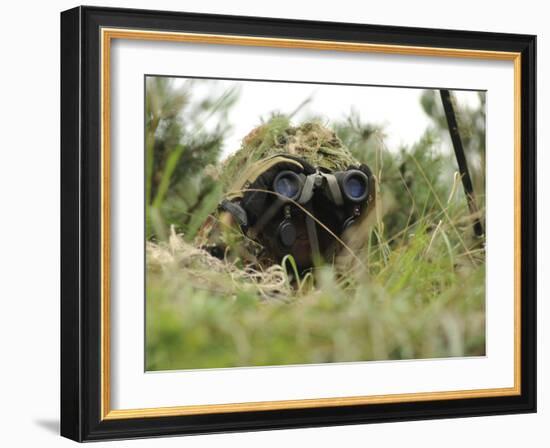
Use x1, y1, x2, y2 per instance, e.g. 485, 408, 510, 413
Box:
148, 227, 293, 302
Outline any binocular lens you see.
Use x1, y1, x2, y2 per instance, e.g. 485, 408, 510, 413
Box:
345, 176, 366, 199
273, 171, 301, 200
342, 171, 368, 201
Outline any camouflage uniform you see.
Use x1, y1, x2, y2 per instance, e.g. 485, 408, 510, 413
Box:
197, 119, 376, 270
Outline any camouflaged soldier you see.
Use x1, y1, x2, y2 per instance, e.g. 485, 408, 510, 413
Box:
197, 119, 376, 272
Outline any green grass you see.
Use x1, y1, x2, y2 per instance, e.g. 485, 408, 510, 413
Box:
145, 211, 485, 371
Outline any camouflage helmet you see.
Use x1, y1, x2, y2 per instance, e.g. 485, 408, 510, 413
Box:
220, 117, 360, 188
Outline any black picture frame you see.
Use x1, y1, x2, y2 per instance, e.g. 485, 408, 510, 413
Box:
61, 5, 536, 442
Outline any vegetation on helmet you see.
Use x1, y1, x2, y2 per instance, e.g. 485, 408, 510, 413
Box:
220, 117, 359, 187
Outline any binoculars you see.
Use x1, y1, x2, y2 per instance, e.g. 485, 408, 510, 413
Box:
272, 169, 370, 204
264, 168, 371, 268
219, 154, 373, 270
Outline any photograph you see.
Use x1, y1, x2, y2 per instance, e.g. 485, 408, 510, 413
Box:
144, 76, 487, 371
57, 5, 537, 442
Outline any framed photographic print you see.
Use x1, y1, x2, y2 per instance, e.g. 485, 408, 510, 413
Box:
60, 6, 536, 442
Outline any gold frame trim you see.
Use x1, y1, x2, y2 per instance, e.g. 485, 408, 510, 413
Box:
100, 28, 522, 420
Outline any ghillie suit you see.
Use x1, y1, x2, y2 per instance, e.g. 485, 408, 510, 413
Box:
196, 117, 377, 273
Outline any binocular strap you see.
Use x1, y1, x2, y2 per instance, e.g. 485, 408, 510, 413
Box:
303, 202, 321, 263
321, 172, 344, 206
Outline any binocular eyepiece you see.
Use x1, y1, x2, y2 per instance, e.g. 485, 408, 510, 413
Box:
273, 169, 370, 204
272, 171, 303, 201
335, 170, 370, 202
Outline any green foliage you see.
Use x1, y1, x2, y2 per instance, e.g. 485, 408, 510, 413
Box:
334, 106, 481, 249
145, 77, 239, 240
421, 90, 486, 210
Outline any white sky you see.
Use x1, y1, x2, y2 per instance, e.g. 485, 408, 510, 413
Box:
172, 78, 481, 160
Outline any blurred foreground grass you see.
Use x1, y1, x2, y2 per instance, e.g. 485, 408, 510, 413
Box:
146, 217, 485, 370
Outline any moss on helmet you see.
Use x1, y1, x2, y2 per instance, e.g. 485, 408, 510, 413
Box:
220, 117, 359, 189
